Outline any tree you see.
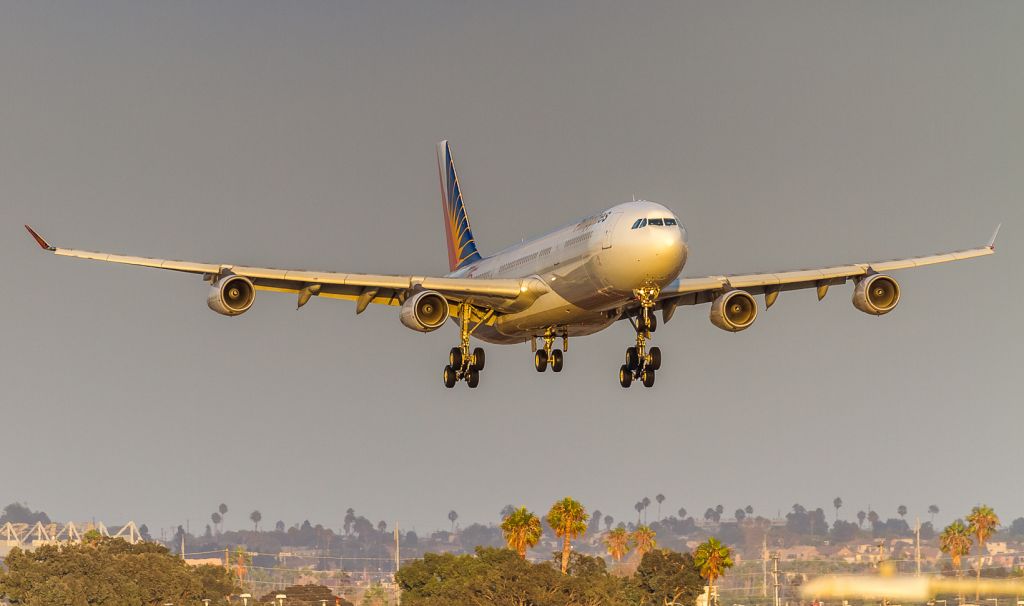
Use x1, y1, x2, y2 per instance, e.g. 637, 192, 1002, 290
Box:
448, 510, 459, 533
249, 510, 261, 531
656, 494, 666, 520
362, 583, 389, 606
694, 537, 734, 606
642, 497, 652, 524
833, 497, 843, 522
547, 497, 588, 574
211, 511, 222, 533
857, 511, 867, 528
929, 505, 940, 524
714, 504, 724, 516
275, 520, 285, 532
868, 510, 880, 525
744, 505, 753, 516
897, 505, 908, 520
704, 507, 721, 523
940, 518, 973, 605
0, 537, 237, 604
604, 526, 632, 562
0, 503, 50, 525
500, 506, 542, 559
500, 505, 516, 519
635, 502, 644, 525
678, 507, 687, 519
218, 503, 228, 530
604, 515, 614, 532
734, 509, 746, 523
632, 525, 657, 557
967, 505, 1000, 599
633, 549, 703, 606
378, 520, 388, 534
590, 510, 603, 533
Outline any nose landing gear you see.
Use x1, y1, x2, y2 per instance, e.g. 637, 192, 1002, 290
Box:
442, 304, 492, 388
533, 328, 568, 373
620, 286, 662, 388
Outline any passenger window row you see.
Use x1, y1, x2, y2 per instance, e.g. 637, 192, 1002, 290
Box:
631, 217, 677, 229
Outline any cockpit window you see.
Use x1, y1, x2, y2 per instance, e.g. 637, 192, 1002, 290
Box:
648, 218, 664, 226
631, 219, 643, 229
664, 218, 677, 226
631, 218, 647, 229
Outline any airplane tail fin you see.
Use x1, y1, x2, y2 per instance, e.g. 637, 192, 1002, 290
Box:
437, 140, 482, 271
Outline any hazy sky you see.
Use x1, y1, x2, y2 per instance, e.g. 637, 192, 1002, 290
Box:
2, 1, 1022, 537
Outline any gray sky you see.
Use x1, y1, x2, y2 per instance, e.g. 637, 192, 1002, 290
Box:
2, 1, 1022, 536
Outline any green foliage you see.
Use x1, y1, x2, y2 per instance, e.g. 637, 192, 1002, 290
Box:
395, 546, 702, 606
500, 506, 542, 558
693, 537, 734, 590
0, 537, 237, 606
547, 497, 589, 574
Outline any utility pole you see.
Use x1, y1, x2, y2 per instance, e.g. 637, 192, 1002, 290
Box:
763, 535, 769, 597
772, 552, 781, 606
915, 516, 922, 576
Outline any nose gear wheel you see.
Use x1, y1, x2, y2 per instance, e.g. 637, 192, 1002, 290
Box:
620, 286, 662, 388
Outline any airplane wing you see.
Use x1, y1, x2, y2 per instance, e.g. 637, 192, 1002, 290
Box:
23, 226, 544, 314
655, 226, 999, 318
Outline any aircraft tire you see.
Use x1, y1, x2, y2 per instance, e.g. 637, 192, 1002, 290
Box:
449, 347, 463, 369
551, 349, 564, 372
625, 347, 640, 370
649, 346, 662, 371
466, 368, 480, 388
641, 368, 655, 388
534, 350, 548, 372
619, 364, 632, 388
472, 347, 486, 371
443, 365, 457, 388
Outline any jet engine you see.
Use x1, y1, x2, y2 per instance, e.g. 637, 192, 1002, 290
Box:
207, 275, 256, 316
710, 289, 757, 332
400, 290, 450, 332
852, 274, 900, 315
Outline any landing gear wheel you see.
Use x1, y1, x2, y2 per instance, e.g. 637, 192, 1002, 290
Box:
550, 349, 564, 372
625, 347, 640, 370
649, 346, 662, 371
443, 365, 457, 388
472, 347, 486, 371
534, 350, 548, 372
466, 368, 480, 388
619, 364, 633, 388
643, 314, 657, 333
449, 347, 463, 369
641, 368, 656, 388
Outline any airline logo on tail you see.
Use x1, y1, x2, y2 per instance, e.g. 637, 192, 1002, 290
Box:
437, 140, 482, 271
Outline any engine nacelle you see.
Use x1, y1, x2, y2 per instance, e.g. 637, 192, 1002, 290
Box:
207, 275, 256, 316
710, 289, 758, 332
852, 274, 900, 315
400, 290, 450, 332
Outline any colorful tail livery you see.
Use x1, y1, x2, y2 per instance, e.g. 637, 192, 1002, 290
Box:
437, 140, 482, 271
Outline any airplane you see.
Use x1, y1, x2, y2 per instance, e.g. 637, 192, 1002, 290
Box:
24, 140, 999, 389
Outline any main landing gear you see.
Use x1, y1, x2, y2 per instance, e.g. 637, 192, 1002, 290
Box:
533, 328, 568, 373
443, 304, 493, 389
619, 286, 662, 388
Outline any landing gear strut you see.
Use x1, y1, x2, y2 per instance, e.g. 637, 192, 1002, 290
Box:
533, 328, 568, 373
442, 304, 492, 388
620, 286, 662, 388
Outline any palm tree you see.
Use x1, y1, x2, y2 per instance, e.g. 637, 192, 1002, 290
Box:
928, 505, 940, 524
678, 507, 687, 519
744, 505, 753, 516
694, 537, 734, 606
635, 501, 643, 525
833, 497, 843, 522
734, 509, 746, 523
500, 505, 516, 519
867, 510, 880, 526
547, 497, 589, 574
857, 511, 866, 528
632, 525, 657, 557
218, 503, 228, 529
642, 497, 652, 524
655, 494, 666, 521
448, 510, 459, 533
249, 510, 261, 531
940, 520, 973, 602
604, 526, 632, 562
604, 514, 614, 532
211, 512, 222, 533
275, 520, 285, 532
344, 508, 356, 535
377, 520, 387, 534
967, 505, 1000, 599
500, 506, 542, 559
590, 510, 603, 533
897, 505, 908, 520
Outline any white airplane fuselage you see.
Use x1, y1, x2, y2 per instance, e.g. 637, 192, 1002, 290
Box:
446, 200, 687, 343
